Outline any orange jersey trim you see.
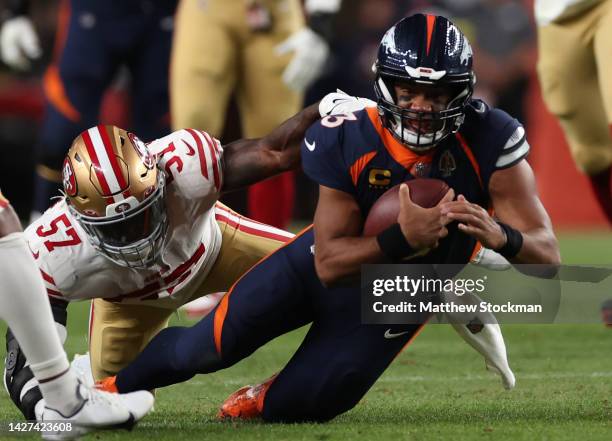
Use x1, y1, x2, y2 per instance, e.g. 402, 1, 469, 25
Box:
44, 0, 80, 122
213, 225, 314, 356
469, 242, 482, 261
425, 15, 436, 56
349, 151, 377, 186
454, 133, 483, 189
52, 0, 71, 62
44, 65, 80, 122
365, 107, 434, 171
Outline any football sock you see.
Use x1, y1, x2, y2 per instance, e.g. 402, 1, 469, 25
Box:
34, 362, 82, 416
587, 165, 612, 223
0, 233, 81, 415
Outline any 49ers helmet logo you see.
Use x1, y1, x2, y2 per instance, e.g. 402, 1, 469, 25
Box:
62, 158, 78, 197
128, 132, 155, 169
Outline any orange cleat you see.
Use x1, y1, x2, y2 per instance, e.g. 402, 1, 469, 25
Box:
95, 376, 119, 393
217, 374, 276, 420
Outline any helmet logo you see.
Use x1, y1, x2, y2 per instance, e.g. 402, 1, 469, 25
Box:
460, 42, 472, 66
128, 133, 156, 169
83, 209, 99, 217
405, 66, 447, 80
114, 202, 131, 214
62, 158, 78, 197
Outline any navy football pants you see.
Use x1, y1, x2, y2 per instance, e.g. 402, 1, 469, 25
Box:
116, 227, 425, 422
34, 0, 175, 213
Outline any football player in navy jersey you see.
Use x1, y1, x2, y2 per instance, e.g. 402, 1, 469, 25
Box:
96, 14, 560, 422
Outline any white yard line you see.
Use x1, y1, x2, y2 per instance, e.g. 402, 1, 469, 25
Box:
183, 371, 612, 388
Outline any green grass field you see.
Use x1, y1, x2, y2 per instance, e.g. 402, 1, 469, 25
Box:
1, 231, 611, 440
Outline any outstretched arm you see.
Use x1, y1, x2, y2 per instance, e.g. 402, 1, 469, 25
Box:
221, 103, 320, 192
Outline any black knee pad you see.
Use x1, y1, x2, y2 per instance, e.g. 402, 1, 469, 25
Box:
5, 329, 43, 420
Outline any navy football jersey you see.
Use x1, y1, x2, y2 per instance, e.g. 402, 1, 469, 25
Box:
301, 100, 529, 263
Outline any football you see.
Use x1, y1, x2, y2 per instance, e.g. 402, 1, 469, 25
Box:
362, 178, 451, 236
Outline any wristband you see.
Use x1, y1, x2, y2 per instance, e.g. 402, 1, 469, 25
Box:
495, 222, 523, 259
376, 223, 416, 260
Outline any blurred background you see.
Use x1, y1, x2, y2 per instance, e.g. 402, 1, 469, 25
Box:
0, 0, 608, 230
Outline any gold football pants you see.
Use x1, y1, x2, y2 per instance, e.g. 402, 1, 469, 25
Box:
537, 0, 612, 174
171, 0, 304, 138
88, 204, 291, 380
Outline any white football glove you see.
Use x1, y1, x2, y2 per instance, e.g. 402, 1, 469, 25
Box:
442, 288, 516, 390
471, 246, 512, 270
0, 16, 41, 70
318, 90, 376, 117
275, 27, 329, 92
305, 0, 342, 14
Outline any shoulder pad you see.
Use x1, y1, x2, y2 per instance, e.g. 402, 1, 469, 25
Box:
301, 112, 371, 193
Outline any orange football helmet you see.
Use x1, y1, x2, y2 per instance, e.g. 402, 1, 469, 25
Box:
62, 125, 167, 268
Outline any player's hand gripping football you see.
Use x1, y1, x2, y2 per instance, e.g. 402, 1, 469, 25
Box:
440, 195, 506, 249
397, 184, 454, 250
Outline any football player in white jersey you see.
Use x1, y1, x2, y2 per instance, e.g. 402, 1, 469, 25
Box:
3, 104, 320, 421
0, 190, 154, 439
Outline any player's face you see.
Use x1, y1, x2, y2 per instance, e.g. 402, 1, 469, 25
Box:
394, 82, 451, 134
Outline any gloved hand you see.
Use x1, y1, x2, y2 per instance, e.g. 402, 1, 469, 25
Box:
318, 89, 376, 117
275, 27, 329, 92
0, 16, 41, 70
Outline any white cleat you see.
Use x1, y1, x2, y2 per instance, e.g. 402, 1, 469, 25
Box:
70, 353, 94, 387
40, 382, 154, 440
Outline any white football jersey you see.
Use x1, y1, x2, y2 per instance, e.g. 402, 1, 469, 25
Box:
24, 129, 226, 309
534, 0, 602, 25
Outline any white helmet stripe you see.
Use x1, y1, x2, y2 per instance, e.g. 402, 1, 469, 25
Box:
87, 127, 125, 202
